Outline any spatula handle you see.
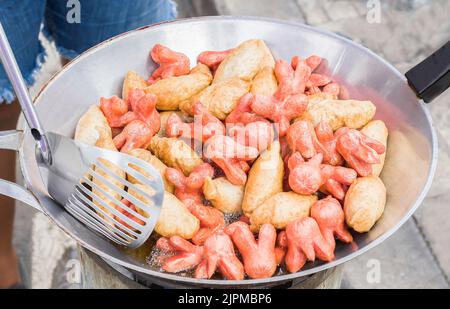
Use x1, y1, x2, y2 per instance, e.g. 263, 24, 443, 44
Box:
406, 40, 450, 103
0, 22, 51, 164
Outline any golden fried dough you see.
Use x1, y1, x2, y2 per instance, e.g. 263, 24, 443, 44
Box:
75, 105, 124, 219
307, 93, 338, 107
158, 111, 192, 137
75, 105, 112, 147
242, 141, 284, 216
251, 66, 278, 97
361, 120, 388, 176
203, 177, 244, 214
297, 99, 376, 130
128, 148, 174, 193
213, 39, 275, 83
344, 176, 386, 233
249, 192, 317, 232
180, 77, 250, 120
148, 136, 203, 175
92, 157, 126, 219
144, 64, 212, 111
122, 71, 147, 101
130, 186, 200, 239
156, 192, 200, 239
92, 130, 124, 220
93, 129, 116, 151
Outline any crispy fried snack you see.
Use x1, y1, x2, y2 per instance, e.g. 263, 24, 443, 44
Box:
310, 196, 353, 251
336, 128, 386, 177
360, 120, 388, 176
165, 163, 214, 206
92, 156, 126, 220
147, 44, 190, 84
145, 64, 213, 111
195, 232, 245, 280
287, 120, 343, 165
344, 176, 386, 233
288, 152, 357, 200
242, 141, 284, 216
154, 191, 200, 239
307, 92, 338, 107
166, 102, 225, 142
75, 105, 124, 219
128, 185, 199, 239
115, 199, 145, 230
75, 105, 112, 147
225, 222, 277, 279
180, 77, 250, 120
249, 192, 317, 232
127, 148, 174, 193
225, 93, 267, 125
275, 231, 288, 265
99, 96, 129, 128
164, 164, 226, 244
251, 66, 278, 97
122, 71, 147, 101
164, 163, 224, 244
157, 236, 204, 273
158, 111, 192, 137
126, 90, 160, 130
101, 90, 160, 138
113, 120, 154, 153
322, 83, 340, 97
303, 55, 323, 71
251, 91, 308, 137
213, 39, 275, 83
189, 207, 225, 246
149, 136, 204, 176
197, 48, 234, 72
228, 121, 274, 153
203, 177, 244, 214
204, 135, 259, 185
291, 55, 340, 96
285, 217, 334, 273
288, 153, 323, 195
273, 58, 310, 100
297, 99, 376, 130
320, 164, 358, 200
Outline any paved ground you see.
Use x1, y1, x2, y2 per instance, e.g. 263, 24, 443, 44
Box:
12, 0, 450, 288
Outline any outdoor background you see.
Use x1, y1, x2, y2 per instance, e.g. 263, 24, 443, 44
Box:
13, 0, 450, 288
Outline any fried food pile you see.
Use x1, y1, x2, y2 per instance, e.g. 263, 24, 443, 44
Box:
75, 39, 389, 280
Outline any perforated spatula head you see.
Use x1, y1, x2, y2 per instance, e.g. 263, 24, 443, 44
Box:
0, 22, 163, 248
36, 132, 164, 248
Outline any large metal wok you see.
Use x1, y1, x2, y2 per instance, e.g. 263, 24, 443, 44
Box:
0, 17, 446, 288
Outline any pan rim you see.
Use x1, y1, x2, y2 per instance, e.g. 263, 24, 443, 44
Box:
24, 15, 438, 286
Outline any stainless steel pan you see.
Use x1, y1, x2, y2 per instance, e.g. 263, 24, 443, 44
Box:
0, 16, 447, 288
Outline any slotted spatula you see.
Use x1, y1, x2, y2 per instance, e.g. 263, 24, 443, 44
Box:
0, 22, 164, 248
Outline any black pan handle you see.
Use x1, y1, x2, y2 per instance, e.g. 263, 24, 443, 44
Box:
405, 40, 450, 103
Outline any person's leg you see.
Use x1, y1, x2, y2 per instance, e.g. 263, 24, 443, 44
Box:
0, 103, 21, 288
45, 0, 177, 60
0, 0, 46, 288
0, 0, 47, 103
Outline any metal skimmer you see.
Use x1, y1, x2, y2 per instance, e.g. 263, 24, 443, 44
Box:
0, 21, 164, 248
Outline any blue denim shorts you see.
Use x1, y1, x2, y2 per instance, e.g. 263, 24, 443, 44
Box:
0, 0, 177, 103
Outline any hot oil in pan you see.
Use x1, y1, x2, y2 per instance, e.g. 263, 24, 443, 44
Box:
120, 233, 158, 264
84, 190, 289, 279
122, 212, 291, 279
